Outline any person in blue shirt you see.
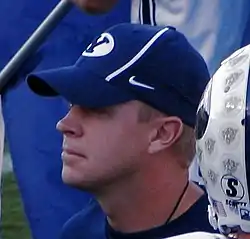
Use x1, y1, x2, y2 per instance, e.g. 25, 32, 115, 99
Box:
26, 23, 217, 239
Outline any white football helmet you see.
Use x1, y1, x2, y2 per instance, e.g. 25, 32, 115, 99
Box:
164, 232, 226, 239
195, 44, 250, 234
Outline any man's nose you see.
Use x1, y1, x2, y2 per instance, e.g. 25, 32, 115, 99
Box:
56, 111, 82, 137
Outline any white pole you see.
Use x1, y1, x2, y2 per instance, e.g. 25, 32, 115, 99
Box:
0, 0, 73, 91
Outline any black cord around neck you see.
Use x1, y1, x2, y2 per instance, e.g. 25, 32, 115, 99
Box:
165, 180, 189, 224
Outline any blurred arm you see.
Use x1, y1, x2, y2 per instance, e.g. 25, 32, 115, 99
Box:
69, 0, 119, 14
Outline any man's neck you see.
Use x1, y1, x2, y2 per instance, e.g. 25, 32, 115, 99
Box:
95, 170, 204, 233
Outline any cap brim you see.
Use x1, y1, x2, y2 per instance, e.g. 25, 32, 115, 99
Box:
27, 66, 135, 108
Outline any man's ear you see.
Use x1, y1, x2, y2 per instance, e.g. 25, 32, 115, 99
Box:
148, 116, 183, 154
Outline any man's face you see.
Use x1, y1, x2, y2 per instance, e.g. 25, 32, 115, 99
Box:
56, 101, 152, 191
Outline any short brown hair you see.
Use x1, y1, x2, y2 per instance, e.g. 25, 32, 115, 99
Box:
137, 103, 163, 122
173, 125, 196, 168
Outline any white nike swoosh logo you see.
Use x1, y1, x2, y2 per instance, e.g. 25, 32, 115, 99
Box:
128, 76, 155, 90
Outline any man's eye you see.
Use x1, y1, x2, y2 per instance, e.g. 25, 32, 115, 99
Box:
80, 107, 115, 117
89, 109, 110, 116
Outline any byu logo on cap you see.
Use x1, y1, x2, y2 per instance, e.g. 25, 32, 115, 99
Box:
82, 33, 114, 57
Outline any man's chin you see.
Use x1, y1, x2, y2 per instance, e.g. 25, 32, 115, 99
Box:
62, 171, 80, 186
61, 171, 96, 191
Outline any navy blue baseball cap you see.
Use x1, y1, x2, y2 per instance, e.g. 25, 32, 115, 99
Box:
27, 23, 210, 128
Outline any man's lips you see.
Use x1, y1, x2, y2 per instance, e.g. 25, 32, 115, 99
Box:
62, 147, 86, 158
